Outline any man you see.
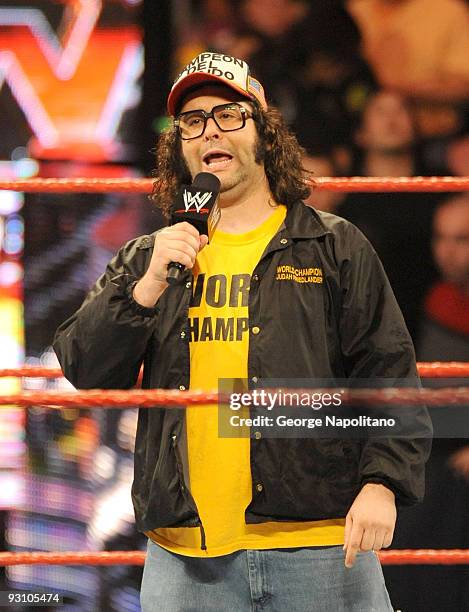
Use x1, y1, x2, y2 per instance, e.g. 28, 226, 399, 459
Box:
338, 89, 439, 340
54, 52, 431, 611
419, 194, 469, 360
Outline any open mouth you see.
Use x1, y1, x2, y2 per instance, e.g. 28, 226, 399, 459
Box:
202, 152, 233, 169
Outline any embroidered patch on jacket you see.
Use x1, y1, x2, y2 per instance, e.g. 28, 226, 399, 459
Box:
275, 265, 323, 284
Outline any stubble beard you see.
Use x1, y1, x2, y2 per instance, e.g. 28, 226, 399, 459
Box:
219, 167, 249, 193
219, 140, 264, 194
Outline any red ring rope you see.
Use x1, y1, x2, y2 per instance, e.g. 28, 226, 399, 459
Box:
0, 177, 467, 193
0, 549, 467, 566
0, 387, 467, 408
1, 362, 468, 379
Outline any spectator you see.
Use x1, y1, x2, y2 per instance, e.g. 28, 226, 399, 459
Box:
384, 194, 469, 612
338, 89, 439, 339
419, 195, 469, 359
346, 0, 469, 139
352, 90, 418, 176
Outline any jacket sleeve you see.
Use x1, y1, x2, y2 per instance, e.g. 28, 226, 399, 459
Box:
336, 221, 432, 506
53, 236, 158, 390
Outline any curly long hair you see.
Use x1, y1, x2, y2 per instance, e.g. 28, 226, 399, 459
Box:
150, 101, 311, 217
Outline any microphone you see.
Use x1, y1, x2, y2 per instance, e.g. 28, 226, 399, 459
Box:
166, 172, 221, 284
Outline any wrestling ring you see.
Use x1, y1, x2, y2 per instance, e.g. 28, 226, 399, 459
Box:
0, 175, 468, 572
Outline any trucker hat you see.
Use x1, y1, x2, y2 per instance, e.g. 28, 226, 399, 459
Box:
167, 51, 267, 116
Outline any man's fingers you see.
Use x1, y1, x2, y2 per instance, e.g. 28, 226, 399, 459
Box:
345, 523, 363, 568
172, 221, 202, 238
343, 483, 397, 567
148, 224, 207, 283
371, 530, 386, 552
359, 527, 375, 552
382, 530, 394, 548
158, 230, 201, 253
362, 525, 394, 552
343, 513, 352, 551
344, 542, 359, 568
164, 247, 196, 269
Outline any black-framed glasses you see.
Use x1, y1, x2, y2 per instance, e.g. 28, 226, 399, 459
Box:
174, 102, 253, 140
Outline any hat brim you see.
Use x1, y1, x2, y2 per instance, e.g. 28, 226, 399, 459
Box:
167, 72, 254, 116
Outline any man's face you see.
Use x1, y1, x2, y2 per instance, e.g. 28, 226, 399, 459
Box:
357, 91, 415, 153
432, 199, 469, 290
178, 86, 266, 200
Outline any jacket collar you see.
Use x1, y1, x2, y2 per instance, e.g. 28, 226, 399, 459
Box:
283, 201, 331, 240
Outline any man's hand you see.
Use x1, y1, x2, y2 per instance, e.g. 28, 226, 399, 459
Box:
343, 483, 396, 569
133, 222, 208, 307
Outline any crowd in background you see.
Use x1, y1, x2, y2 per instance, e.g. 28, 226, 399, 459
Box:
170, 2, 469, 611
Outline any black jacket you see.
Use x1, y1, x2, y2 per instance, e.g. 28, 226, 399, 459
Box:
53, 203, 431, 538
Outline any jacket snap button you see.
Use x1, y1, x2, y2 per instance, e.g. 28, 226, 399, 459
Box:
252, 274, 259, 281
280, 238, 288, 245
256, 483, 263, 492
179, 385, 186, 391
252, 376, 258, 383
185, 281, 192, 289
180, 331, 186, 339
252, 326, 260, 335
254, 431, 262, 440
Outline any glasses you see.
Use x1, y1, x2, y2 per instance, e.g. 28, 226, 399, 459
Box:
174, 103, 253, 140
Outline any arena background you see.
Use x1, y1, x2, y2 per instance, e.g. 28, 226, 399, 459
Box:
0, 1, 468, 610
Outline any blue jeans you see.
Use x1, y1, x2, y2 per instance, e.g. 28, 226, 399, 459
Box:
140, 540, 394, 611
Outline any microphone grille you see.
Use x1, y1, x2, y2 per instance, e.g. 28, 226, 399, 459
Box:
193, 172, 221, 194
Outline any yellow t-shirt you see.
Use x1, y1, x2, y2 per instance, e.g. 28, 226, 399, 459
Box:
150, 205, 345, 556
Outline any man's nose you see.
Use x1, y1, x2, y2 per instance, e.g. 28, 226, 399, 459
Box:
203, 116, 222, 140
